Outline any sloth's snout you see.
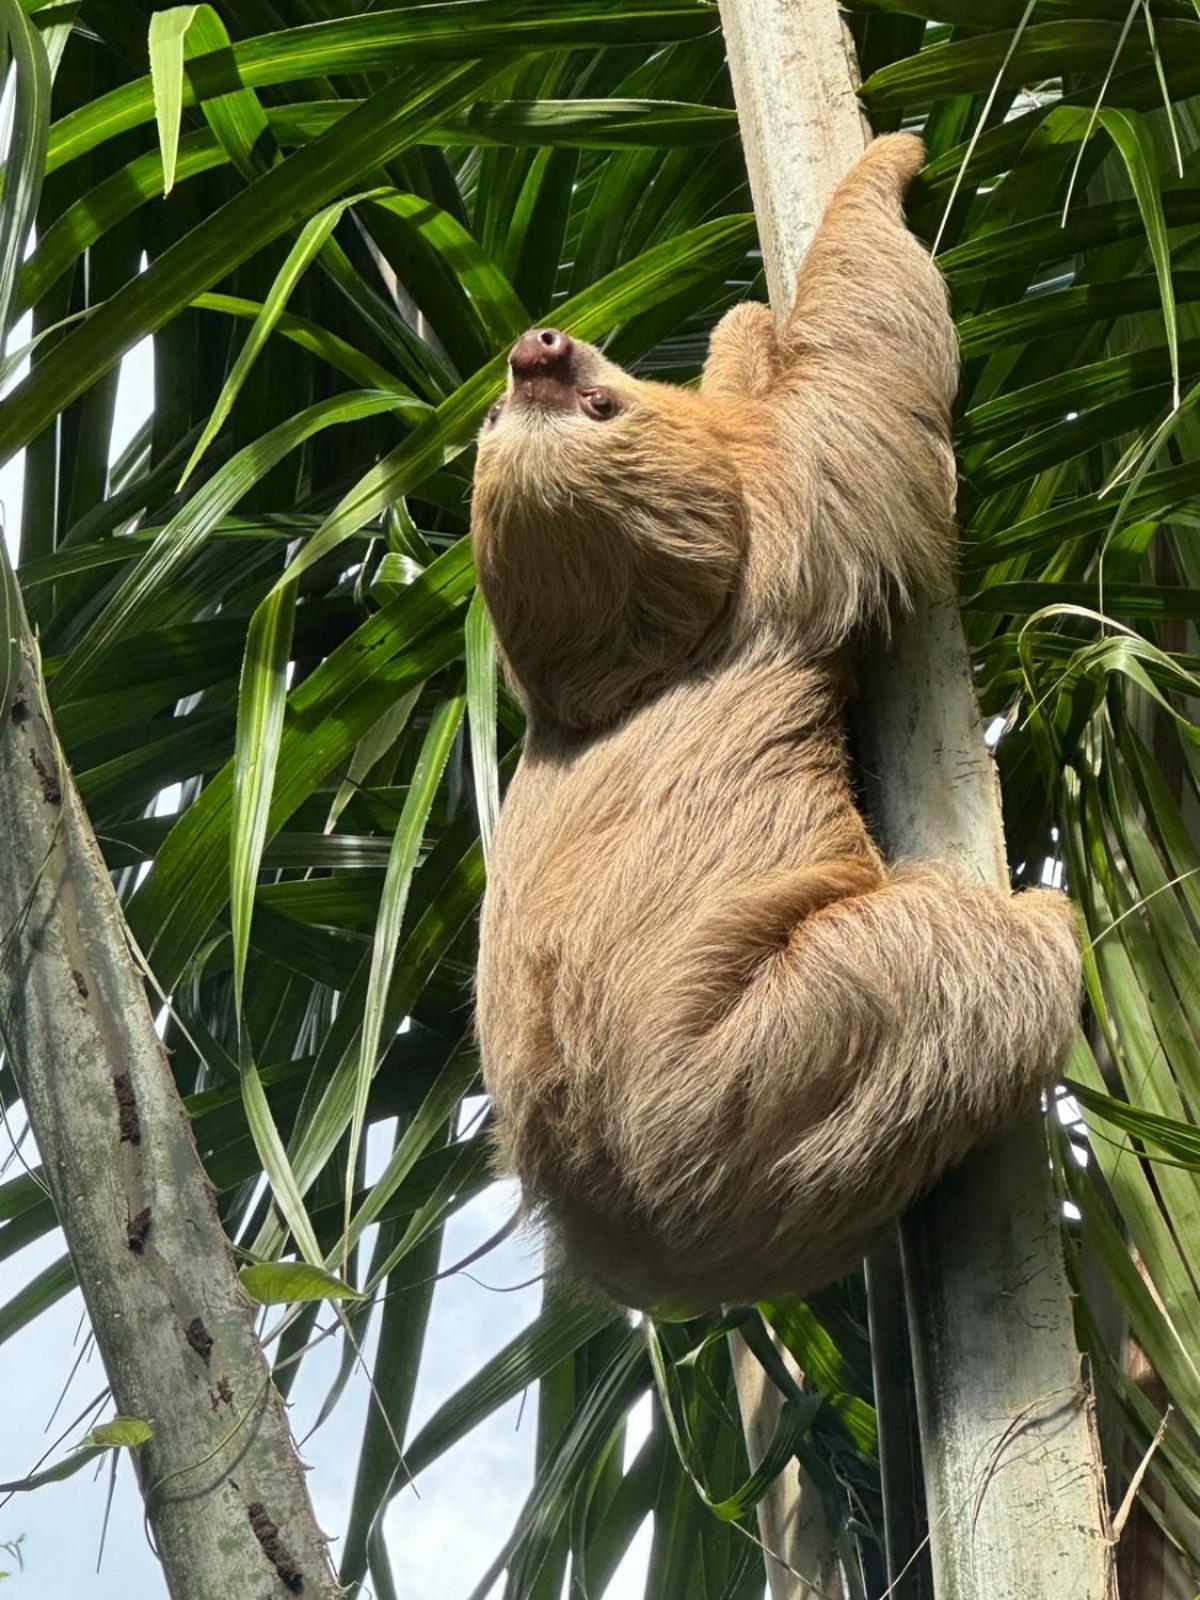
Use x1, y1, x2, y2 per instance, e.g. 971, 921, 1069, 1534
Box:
510, 328, 575, 382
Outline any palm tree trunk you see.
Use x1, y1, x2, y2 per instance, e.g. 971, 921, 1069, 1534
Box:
717, 0, 1118, 1594
0, 588, 338, 1598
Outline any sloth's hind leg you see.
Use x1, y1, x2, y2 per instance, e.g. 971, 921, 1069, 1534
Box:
754, 865, 1081, 1214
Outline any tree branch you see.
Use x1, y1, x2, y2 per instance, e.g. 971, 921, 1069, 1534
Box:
0, 591, 339, 1598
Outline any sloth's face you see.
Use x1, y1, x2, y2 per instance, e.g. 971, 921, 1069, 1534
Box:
471, 329, 748, 733
473, 330, 716, 525
480, 327, 634, 435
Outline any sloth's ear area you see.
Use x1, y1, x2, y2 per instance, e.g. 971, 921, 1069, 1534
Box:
701, 301, 781, 399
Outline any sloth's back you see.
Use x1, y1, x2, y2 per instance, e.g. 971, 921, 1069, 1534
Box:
476, 650, 883, 1307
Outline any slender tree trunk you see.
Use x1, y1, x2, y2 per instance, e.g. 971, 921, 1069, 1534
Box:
0, 598, 338, 1597
732, 1333, 845, 1600
717, 0, 1117, 1594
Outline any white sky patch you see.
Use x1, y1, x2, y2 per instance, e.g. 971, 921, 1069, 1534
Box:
0, 1242, 166, 1596
1040, 856, 1065, 888
623, 1385, 652, 1471
604, 1514, 656, 1600
110, 332, 154, 463
0, 307, 31, 557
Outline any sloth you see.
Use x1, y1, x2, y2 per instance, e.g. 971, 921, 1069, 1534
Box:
470, 133, 1080, 1311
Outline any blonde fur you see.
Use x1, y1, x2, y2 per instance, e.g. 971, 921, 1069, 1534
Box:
470, 135, 1080, 1311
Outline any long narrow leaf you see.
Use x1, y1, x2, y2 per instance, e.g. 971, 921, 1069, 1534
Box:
1097, 106, 1179, 407
0, 0, 48, 349
180, 197, 369, 487
148, 6, 201, 196
230, 582, 296, 1025
241, 1057, 322, 1267
53, 392, 404, 702
342, 693, 465, 1261
465, 590, 501, 855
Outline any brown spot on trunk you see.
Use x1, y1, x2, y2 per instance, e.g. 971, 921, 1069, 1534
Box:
10, 694, 29, 724
247, 1501, 304, 1592
184, 1316, 213, 1364
210, 1376, 234, 1410
126, 1207, 152, 1253
29, 749, 61, 805
112, 1073, 140, 1144
72, 969, 89, 1000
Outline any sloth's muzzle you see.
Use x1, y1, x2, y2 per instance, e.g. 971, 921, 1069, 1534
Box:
508, 328, 577, 410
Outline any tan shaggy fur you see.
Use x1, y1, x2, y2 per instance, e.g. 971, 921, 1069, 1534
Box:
471, 134, 1081, 1311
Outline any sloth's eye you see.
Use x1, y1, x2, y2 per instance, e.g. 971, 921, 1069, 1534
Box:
580, 389, 618, 421
486, 400, 504, 427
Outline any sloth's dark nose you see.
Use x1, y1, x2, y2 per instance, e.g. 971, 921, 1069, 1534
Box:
509, 327, 574, 381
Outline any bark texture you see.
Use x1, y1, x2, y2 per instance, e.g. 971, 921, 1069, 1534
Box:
717, 0, 1117, 1594
0, 623, 338, 1600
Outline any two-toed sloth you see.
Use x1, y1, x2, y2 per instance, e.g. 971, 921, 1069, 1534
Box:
470, 134, 1080, 1312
